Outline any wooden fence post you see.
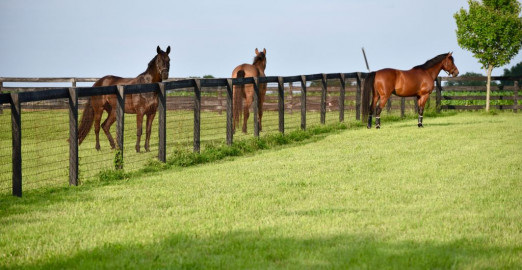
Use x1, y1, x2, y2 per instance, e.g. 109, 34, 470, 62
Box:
320, 74, 327, 124
339, 73, 345, 122
116, 85, 125, 170
68, 88, 78, 186
10, 93, 21, 197
436, 77, 442, 113
277, 76, 285, 134
514, 80, 519, 113
356, 72, 362, 121
300, 75, 307, 130
253, 77, 260, 137
193, 79, 201, 152
0, 81, 3, 114
226, 79, 233, 145
158, 83, 166, 162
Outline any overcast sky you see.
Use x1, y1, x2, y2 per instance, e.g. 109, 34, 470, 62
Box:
1, 0, 521, 81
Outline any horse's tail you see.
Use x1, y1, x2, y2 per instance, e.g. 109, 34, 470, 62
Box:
78, 98, 94, 145
233, 70, 246, 132
361, 72, 376, 122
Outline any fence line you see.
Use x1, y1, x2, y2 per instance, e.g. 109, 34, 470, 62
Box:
1, 74, 520, 197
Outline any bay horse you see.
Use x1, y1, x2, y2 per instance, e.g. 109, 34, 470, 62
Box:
362, 52, 459, 128
78, 46, 171, 152
232, 48, 267, 134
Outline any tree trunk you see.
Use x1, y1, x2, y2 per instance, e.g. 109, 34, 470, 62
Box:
486, 64, 493, 112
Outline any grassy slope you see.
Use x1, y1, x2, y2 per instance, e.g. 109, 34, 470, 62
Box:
1, 112, 521, 269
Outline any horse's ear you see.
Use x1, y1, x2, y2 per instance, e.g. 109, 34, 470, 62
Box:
166, 46, 171, 55
263, 48, 266, 55
448, 52, 453, 57
255, 48, 259, 55
157, 46, 161, 54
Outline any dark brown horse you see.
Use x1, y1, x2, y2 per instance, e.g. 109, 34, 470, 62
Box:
78, 46, 171, 152
232, 48, 267, 134
362, 52, 459, 128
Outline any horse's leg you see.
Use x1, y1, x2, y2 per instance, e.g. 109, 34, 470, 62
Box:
417, 95, 429, 128
135, 113, 144, 153
368, 91, 379, 129
144, 112, 156, 152
243, 93, 253, 134
375, 94, 391, 129
258, 90, 265, 132
101, 109, 117, 149
93, 108, 104, 151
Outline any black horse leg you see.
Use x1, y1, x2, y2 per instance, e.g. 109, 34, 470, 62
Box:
375, 106, 382, 129
418, 106, 424, 128
367, 105, 373, 129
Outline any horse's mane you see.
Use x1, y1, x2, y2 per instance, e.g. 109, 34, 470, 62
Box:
253, 52, 266, 65
413, 53, 451, 70
139, 55, 158, 76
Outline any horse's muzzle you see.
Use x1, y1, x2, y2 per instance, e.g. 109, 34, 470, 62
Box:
161, 70, 169, 80
452, 68, 459, 77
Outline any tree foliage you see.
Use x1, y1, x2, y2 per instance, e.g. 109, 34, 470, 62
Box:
454, 0, 522, 69
454, 0, 522, 110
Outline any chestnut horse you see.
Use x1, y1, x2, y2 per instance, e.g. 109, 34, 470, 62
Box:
362, 52, 459, 128
232, 48, 267, 133
78, 46, 171, 152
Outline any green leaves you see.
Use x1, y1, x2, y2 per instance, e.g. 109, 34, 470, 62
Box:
454, 0, 522, 69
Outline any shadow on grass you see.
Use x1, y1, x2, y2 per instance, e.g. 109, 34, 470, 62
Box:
5, 229, 516, 269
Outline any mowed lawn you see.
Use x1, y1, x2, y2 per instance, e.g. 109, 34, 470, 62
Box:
1, 112, 521, 269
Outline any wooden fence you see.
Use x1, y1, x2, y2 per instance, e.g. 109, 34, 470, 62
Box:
0, 74, 520, 197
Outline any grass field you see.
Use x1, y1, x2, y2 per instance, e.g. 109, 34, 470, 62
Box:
1, 112, 521, 269
0, 102, 359, 194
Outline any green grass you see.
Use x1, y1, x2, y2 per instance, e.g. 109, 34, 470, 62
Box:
1, 112, 521, 269
0, 107, 341, 193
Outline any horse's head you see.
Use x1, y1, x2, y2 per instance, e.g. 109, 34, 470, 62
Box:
156, 46, 171, 80
253, 48, 267, 70
442, 52, 459, 77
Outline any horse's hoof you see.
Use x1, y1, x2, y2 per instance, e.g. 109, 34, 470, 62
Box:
367, 125, 371, 129
418, 123, 424, 128
376, 125, 381, 129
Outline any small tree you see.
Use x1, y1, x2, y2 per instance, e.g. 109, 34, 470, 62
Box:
454, 0, 522, 111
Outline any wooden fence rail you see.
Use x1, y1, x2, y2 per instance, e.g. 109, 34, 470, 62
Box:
1, 74, 520, 197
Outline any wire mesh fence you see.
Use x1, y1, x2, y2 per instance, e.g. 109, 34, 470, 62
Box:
200, 86, 228, 149
20, 101, 69, 192
0, 109, 12, 195
3, 74, 518, 196
77, 96, 117, 182
0, 75, 371, 196
167, 87, 195, 153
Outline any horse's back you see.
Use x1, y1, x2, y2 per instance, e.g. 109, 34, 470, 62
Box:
232, 64, 263, 78
92, 75, 125, 87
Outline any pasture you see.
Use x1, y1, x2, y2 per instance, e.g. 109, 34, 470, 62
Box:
1, 112, 521, 269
